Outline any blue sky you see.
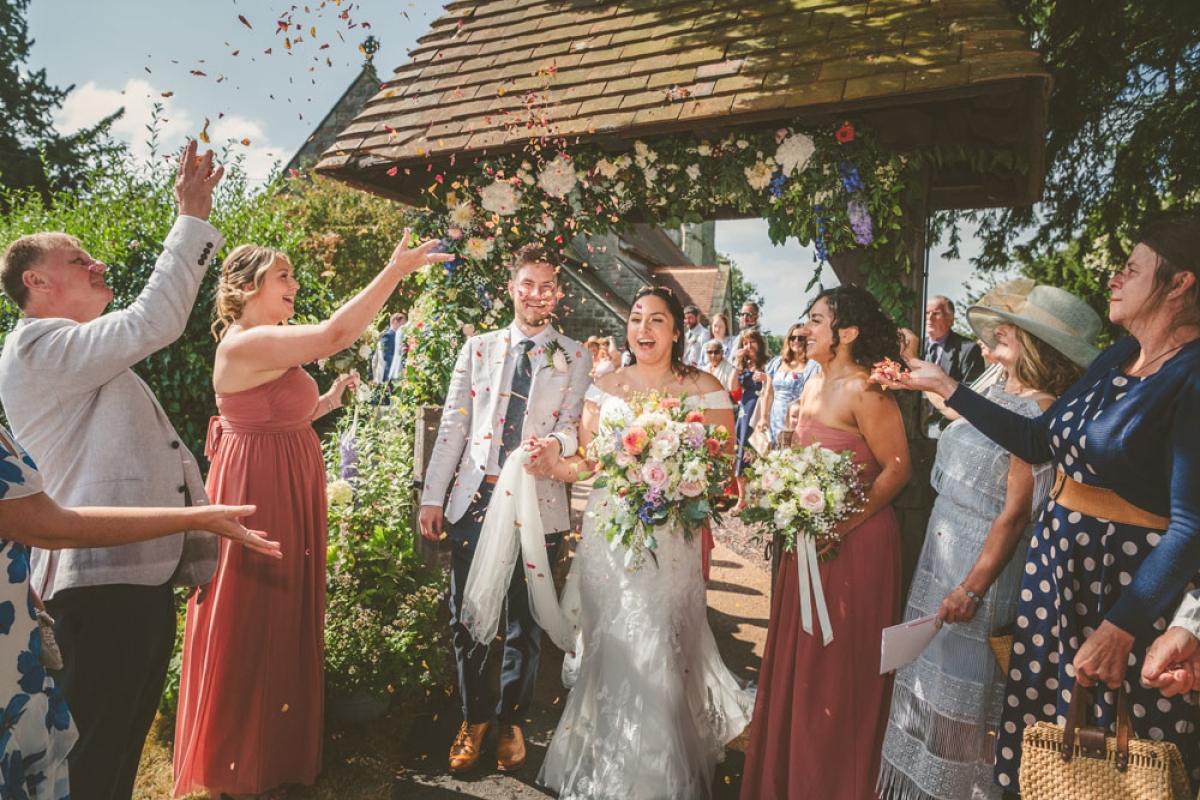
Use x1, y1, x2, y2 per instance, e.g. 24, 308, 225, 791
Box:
27, 0, 999, 335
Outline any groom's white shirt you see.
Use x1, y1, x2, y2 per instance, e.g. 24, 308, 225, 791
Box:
421, 322, 592, 533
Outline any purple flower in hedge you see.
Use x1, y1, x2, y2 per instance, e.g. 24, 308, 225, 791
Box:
339, 432, 358, 480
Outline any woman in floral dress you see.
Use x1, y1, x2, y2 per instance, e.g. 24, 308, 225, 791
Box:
0, 427, 276, 799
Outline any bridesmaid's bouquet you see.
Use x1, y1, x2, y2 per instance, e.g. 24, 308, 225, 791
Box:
740, 443, 865, 562
588, 391, 732, 567
741, 443, 865, 645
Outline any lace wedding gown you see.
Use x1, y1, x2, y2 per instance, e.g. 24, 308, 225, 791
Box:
539, 387, 754, 800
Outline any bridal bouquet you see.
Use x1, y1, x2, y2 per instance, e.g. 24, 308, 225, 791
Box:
741, 443, 865, 645
588, 392, 732, 566
741, 443, 864, 560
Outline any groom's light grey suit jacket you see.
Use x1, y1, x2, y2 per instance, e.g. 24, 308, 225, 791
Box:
421, 326, 591, 534
0, 216, 224, 599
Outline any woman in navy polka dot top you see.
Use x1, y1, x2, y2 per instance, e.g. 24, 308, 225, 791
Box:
884, 215, 1200, 793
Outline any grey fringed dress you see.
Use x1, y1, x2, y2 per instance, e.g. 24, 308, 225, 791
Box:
878, 386, 1052, 800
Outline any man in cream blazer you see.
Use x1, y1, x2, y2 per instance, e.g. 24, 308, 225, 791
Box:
0, 142, 224, 800
420, 244, 590, 775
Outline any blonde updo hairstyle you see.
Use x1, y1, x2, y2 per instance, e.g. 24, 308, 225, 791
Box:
212, 244, 286, 340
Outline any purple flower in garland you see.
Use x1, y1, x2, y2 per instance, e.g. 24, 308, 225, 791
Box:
847, 198, 874, 246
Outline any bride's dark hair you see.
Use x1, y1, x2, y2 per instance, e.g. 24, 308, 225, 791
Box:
627, 285, 698, 378
807, 286, 905, 369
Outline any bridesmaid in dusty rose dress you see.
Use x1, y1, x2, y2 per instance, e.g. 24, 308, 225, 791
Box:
173, 234, 446, 799
740, 286, 911, 800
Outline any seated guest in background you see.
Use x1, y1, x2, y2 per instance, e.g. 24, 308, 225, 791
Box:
0, 426, 278, 800
923, 295, 985, 436
0, 140, 225, 800
704, 339, 733, 386
887, 216, 1200, 792
879, 281, 1099, 800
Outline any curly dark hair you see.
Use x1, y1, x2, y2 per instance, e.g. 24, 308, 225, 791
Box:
627, 285, 698, 379
807, 286, 905, 369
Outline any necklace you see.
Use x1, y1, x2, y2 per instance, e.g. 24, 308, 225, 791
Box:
1128, 343, 1187, 377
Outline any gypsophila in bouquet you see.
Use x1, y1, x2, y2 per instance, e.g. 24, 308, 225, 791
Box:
741, 443, 865, 562
587, 391, 732, 568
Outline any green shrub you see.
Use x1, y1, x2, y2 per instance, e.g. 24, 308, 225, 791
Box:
323, 402, 451, 702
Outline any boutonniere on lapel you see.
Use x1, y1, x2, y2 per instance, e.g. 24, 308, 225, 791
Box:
539, 340, 571, 374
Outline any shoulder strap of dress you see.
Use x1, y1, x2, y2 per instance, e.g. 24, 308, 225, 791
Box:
584, 383, 609, 405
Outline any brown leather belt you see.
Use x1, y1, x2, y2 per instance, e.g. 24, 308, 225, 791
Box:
1050, 469, 1169, 530
483, 475, 499, 485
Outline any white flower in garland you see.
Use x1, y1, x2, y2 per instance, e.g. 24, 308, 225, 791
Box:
464, 236, 494, 261
449, 201, 475, 229
744, 160, 774, 191
537, 155, 579, 198
633, 140, 658, 167
686, 164, 701, 182
595, 158, 620, 179
480, 180, 522, 216
644, 165, 659, 185
696, 143, 712, 157
775, 132, 816, 176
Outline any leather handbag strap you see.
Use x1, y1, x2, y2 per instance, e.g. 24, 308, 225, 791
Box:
1060, 681, 1132, 772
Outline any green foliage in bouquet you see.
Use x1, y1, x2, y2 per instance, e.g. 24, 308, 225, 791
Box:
323, 403, 451, 702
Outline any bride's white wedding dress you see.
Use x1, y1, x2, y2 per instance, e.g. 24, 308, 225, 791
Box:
539, 387, 754, 800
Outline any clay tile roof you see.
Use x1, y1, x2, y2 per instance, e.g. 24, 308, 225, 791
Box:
651, 266, 721, 317
317, 0, 1050, 209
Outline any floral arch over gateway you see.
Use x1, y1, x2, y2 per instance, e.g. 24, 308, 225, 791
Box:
395, 118, 927, 404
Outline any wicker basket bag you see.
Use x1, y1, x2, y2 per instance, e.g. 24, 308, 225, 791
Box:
1019, 682, 1191, 799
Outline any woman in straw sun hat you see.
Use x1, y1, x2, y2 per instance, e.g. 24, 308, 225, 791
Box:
878, 215, 1200, 793
878, 278, 1099, 800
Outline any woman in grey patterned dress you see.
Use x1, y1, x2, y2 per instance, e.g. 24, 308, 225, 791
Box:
878, 281, 1100, 800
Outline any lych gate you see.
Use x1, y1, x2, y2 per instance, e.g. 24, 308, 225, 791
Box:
313, 0, 1052, 585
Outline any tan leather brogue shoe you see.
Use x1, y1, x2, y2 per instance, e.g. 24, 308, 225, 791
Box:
448, 720, 490, 773
496, 723, 527, 772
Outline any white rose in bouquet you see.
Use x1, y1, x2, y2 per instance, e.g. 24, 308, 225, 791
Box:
799, 485, 827, 513
649, 429, 681, 459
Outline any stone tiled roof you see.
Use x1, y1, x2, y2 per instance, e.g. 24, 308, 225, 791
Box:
317, 0, 1050, 209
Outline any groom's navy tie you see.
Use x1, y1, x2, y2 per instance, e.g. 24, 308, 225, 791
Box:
499, 339, 536, 467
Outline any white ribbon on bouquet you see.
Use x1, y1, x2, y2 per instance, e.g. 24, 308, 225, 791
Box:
461, 448, 581, 654
795, 534, 834, 646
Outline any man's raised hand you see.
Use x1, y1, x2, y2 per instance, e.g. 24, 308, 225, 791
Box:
175, 139, 225, 221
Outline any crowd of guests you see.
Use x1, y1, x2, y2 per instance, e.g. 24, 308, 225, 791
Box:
0, 139, 1198, 800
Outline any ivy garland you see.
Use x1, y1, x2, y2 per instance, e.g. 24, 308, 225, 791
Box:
398, 120, 921, 406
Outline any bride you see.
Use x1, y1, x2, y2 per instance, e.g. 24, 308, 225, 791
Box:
531, 286, 754, 799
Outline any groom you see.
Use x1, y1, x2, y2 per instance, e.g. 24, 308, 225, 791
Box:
419, 243, 591, 774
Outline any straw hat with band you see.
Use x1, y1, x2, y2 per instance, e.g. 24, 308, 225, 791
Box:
966, 279, 1102, 368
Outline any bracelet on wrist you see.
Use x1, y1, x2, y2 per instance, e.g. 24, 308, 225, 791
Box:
960, 583, 983, 606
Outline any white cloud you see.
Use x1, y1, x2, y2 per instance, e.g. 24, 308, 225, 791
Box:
56, 79, 283, 183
